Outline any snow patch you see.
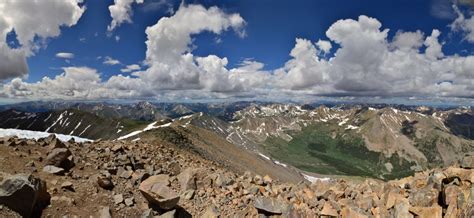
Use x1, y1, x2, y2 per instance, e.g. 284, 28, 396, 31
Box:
79, 124, 91, 136
302, 173, 330, 183
273, 160, 287, 167
118, 121, 171, 140
258, 152, 271, 160
345, 125, 359, 130
0, 128, 91, 142
45, 111, 67, 132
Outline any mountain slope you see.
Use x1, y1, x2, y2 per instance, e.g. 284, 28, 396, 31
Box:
156, 104, 473, 180
0, 109, 147, 140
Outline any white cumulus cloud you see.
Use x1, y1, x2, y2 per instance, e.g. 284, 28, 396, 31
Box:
103, 56, 121, 65
108, 0, 144, 32
121, 64, 141, 73
3, 5, 474, 100
0, 0, 84, 80
55, 52, 75, 59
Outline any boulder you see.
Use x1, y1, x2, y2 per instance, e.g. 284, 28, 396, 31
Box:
139, 175, 179, 210
254, 197, 287, 215
408, 187, 438, 207
443, 185, 462, 207
46, 148, 72, 168
177, 168, 197, 191
444, 167, 473, 183
0, 173, 50, 217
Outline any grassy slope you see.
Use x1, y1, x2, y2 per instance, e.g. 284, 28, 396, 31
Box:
262, 123, 414, 180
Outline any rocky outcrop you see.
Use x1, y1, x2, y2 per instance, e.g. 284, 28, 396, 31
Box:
0, 136, 472, 217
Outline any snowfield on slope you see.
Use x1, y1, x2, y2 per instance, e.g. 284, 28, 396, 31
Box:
0, 128, 92, 142
117, 121, 171, 140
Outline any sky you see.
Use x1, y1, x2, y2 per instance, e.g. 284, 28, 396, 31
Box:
1, 0, 474, 103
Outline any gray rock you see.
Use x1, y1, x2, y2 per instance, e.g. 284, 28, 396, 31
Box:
60, 181, 74, 191
0, 173, 50, 217
124, 197, 134, 206
48, 137, 65, 149
46, 148, 72, 167
119, 170, 133, 179
254, 197, 287, 215
99, 206, 112, 218
461, 155, 474, 169
181, 189, 195, 200
114, 194, 124, 205
158, 209, 176, 218
43, 165, 65, 175
141, 208, 153, 218
177, 168, 196, 191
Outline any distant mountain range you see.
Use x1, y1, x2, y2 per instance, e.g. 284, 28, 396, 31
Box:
0, 101, 473, 180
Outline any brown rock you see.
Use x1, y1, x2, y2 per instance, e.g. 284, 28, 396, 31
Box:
139, 175, 179, 210
443, 185, 461, 207
202, 205, 220, 218
444, 167, 473, 183
60, 181, 74, 191
97, 176, 114, 190
385, 192, 404, 209
409, 205, 442, 218
263, 175, 273, 185
177, 168, 197, 191
394, 198, 412, 218
341, 206, 369, 218
408, 187, 438, 207
321, 201, 338, 217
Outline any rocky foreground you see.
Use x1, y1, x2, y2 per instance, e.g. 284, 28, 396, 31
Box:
0, 136, 473, 217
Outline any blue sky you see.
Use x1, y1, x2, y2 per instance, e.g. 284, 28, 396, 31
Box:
1, 0, 474, 102
25, 0, 472, 82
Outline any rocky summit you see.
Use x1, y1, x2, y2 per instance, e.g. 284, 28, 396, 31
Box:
0, 135, 472, 217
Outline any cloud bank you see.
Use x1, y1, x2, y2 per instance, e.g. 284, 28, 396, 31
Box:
2, 3, 474, 100
0, 0, 84, 81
